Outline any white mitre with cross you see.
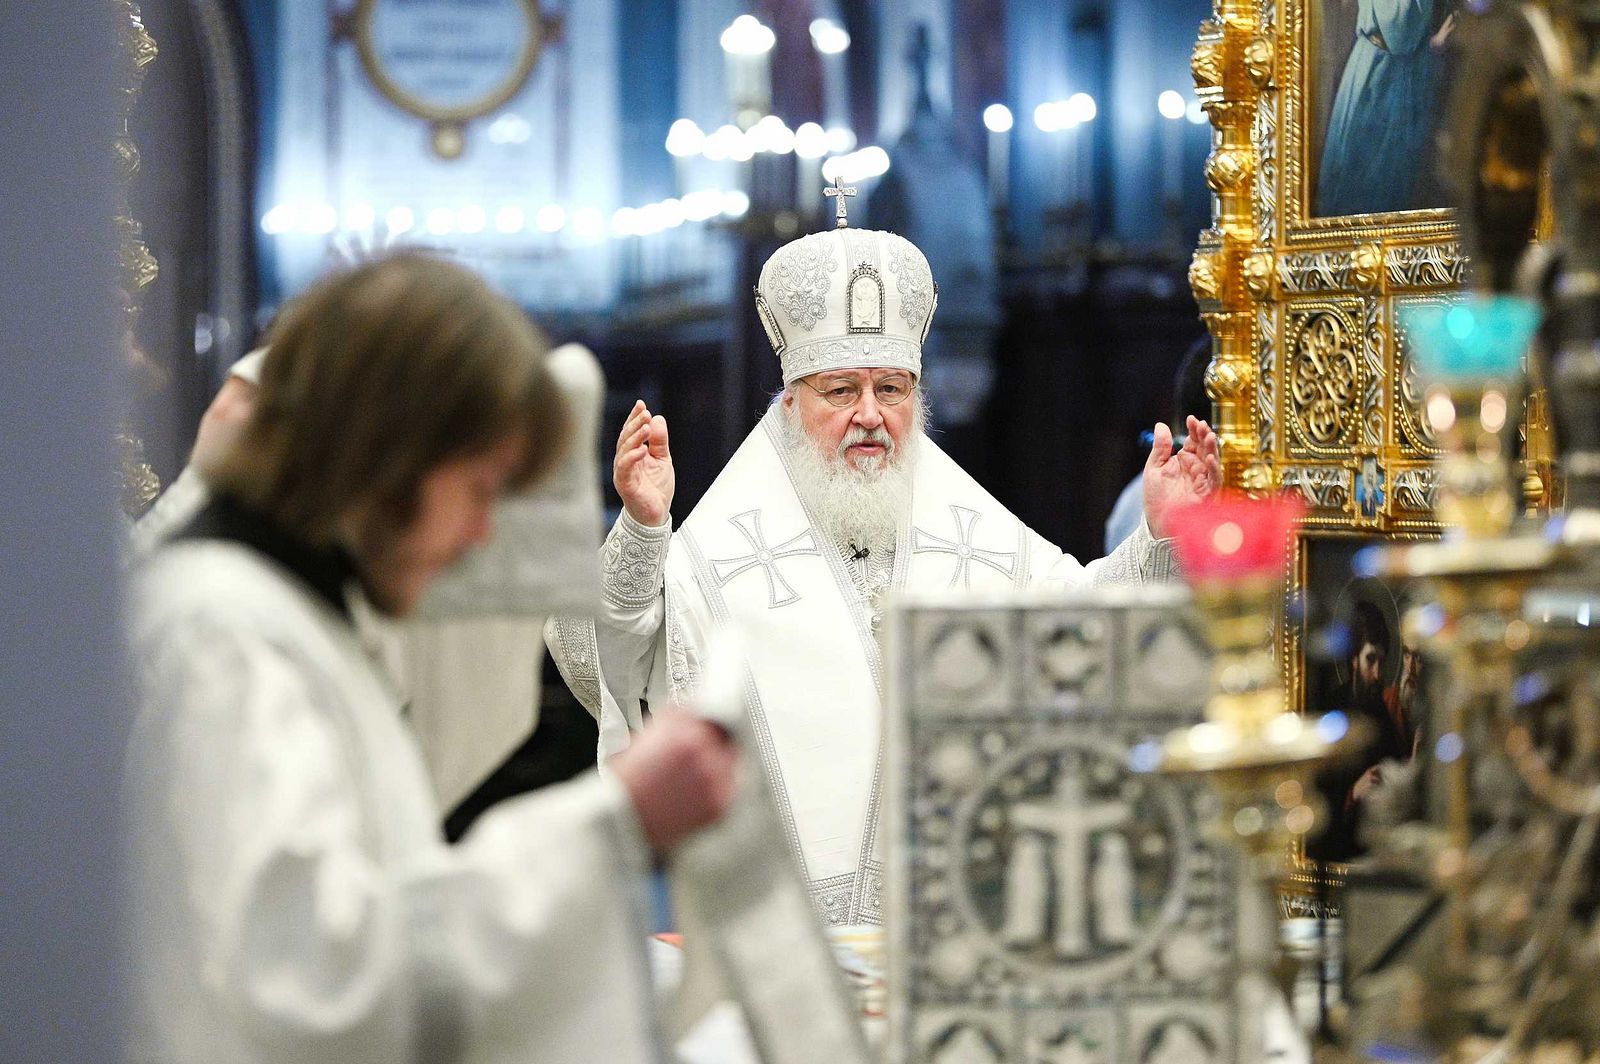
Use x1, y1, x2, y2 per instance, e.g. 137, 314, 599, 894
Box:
754, 177, 939, 384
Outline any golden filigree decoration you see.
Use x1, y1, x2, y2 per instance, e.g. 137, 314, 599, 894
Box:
113, 1, 159, 298
1192, 36, 1225, 89
1189, 0, 1467, 523
117, 0, 159, 74
116, 215, 159, 291
1190, 250, 1223, 303
114, 136, 141, 183
1352, 242, 1385, 293
1241, 462, 1275, 493
1244, 250, 1276, 300
116, 429, 163, 516
1243, 35, 1274, 87
1390, 467, 1439, 513
1288, 313, 1359, 448
1191, 0, 1265, 479
1398, 346, 1438, 451
1206, 147, 1254, 194
114, 0, 160, 517
1192, 0, 1472, 904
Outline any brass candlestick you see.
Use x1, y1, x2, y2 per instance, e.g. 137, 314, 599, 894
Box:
1156, 494, 1341, 1060
1356, 297, 1557, 1058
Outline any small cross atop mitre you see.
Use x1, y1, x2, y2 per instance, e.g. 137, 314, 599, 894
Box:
823, 175, 857, 229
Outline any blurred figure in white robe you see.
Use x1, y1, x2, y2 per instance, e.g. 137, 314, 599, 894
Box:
125, 252, 738, 1064
133, 343, 564, 814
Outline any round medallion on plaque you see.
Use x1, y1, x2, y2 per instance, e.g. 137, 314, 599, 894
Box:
352, 0, 556, 158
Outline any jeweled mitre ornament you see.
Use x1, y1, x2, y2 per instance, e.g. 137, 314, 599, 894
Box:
755, 224, 939, 384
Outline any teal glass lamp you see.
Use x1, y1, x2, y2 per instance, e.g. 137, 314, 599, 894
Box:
1399, 296, 1542, 538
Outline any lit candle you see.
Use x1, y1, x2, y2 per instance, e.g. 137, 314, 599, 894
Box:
721, 16, 775, 128
983, 104, 1013, 210
1064, 120, 1079, 207
1067, 93, 1097, 211
1033, 100, 1068, 209
811, 18, 851, 131
793, 122, 829, 220
1158, 90, 1186, 208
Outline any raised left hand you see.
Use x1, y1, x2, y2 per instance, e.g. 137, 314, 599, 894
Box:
1142, 415, 1222, 539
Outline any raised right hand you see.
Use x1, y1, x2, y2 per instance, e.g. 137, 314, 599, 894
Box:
614, 399, 675, 527
610, 711, 739, 854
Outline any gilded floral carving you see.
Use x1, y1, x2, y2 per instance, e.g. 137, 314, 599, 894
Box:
1244, 35, 1274, 87
1192, 39, 1225, 89
1287, 312, 1359, 448
1244, 251, 1277, 300
1189, 251, 1223, 303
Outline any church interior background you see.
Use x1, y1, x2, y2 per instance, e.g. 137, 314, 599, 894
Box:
36, 0, 1600, 1059
126, 0, 1216, 799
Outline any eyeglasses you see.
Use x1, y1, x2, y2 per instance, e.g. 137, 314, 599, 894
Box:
801, 372, 915, 408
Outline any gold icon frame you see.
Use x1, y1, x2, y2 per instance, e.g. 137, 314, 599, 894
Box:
1188, 0, 1472, 896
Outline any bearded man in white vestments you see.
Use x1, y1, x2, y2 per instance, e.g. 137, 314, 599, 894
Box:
547, 220, 1222, 926
126, 253, 739, 1064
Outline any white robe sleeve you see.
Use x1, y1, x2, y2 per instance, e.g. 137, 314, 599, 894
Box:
127, 349, 266, 556
396, 616, 545, 810
129, 622, 661, 1064
1034, 517, 1179, 590
548, 511, 678, 761
127, 464, 211, 555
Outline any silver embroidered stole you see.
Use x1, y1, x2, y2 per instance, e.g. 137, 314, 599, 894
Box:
670, 408, 1060, 923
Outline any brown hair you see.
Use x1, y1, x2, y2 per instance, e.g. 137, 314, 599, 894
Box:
204, 252, 570, 548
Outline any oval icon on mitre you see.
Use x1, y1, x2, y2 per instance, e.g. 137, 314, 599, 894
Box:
847, 264, 885, 333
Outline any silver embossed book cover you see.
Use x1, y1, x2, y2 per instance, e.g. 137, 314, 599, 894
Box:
886, 586, 1242, 1063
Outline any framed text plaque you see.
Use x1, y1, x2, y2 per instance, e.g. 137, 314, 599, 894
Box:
351, 0, 558, 157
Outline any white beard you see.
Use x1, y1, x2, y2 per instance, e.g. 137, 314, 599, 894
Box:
776, 396, 924, 555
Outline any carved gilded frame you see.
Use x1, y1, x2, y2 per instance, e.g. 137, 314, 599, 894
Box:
1189, 0, 1461, 533
1188, 0, 1468, 893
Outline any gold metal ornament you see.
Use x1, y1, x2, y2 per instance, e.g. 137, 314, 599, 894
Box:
113, 0, 158, 301
1355, 297, 1560, 1054
116, 430, 163, 518
113, 0, 161, 517
1156, 497, 1340, 1059
1243, 34, 1275, 88
1206, 147, 1254, 195
1244, 250, 1277, 301
1241, 462, 1274, 493
1287, 311, 1360, 450
1188, 0, 1468, 530
1186, 4, 1477, 909
1191, 38, 1225, 90
1351, 242, 1384, 293
1189, 249, 1223, 303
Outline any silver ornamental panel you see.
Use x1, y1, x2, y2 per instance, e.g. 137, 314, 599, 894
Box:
887, 587, 1240, 1064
